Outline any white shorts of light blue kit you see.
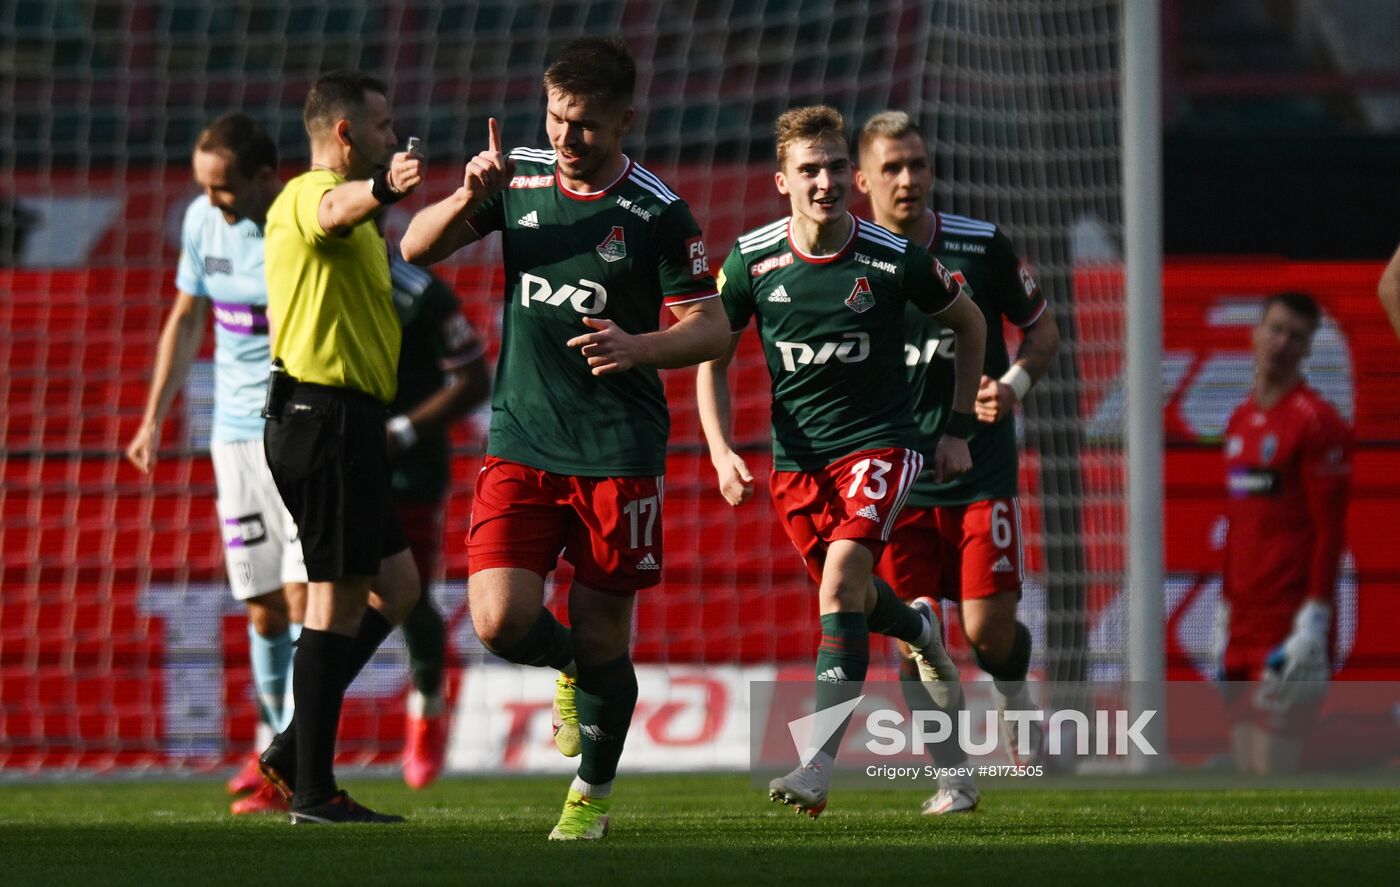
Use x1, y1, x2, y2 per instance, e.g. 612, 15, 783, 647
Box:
211, 439, 308, 601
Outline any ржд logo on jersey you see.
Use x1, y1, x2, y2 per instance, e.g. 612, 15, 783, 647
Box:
520, 272, 607, 315
597, 226, 627, 263
845, 277, 874, 313
775, 332, 869, 371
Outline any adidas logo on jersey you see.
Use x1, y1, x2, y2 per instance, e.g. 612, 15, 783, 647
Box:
518, 210, 540, 228
768, 285, 791, 303
993, 555, 1015, 573
636, 552, 660, 571
855, 504, 881, 523
817, 667, 851, 683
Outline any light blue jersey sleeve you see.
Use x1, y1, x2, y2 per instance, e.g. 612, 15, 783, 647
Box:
176, 197, 272, 443
176, 201, 209, 297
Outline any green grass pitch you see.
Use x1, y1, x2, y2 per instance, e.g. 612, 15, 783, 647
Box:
3, 775, 1397, 885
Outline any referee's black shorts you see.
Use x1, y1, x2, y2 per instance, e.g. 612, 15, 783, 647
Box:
264, 381, 408, 582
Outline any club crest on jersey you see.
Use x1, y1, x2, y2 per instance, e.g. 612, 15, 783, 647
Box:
1260, 433, 1278, 465
844, 277, 874, 313
597, 226, 627, 263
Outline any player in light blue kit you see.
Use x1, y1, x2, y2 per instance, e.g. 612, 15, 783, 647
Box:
126, 113, 306, 815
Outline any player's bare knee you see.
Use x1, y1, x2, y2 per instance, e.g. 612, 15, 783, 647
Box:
967, 626, 1014, 668
283, 582, 308, 624
245, 590, 290, 636
820, 578, 868, 612
961, 600, 1017, 665
472, 607, 535, 654
372, 549, 420, 625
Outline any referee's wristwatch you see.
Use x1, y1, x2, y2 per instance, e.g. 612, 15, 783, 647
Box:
387, 414, 417, 449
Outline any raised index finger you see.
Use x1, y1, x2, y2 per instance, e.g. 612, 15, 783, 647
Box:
488, 117, 502, 154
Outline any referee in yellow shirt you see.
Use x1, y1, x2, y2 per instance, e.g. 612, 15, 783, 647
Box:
260, 70, 423, 824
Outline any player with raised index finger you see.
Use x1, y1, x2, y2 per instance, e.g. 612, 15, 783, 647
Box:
401, 37, 729, 840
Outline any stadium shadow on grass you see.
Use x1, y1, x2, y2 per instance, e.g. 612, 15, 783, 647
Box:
2, 775, 1397, 886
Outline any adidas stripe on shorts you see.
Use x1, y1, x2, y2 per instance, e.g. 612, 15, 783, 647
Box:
875, 497, 1025, 602
466, 455, 665, 593
769, 446, 922, 586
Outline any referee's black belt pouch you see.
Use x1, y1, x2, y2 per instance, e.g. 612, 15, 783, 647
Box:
262, 358, 296, 420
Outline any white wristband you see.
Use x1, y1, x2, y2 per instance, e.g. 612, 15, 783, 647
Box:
999, 363, 1033, 401
387, 414, 418, 449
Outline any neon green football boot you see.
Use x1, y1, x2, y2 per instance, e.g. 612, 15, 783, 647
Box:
552, 673, 581, 757
547, 788, 611, 840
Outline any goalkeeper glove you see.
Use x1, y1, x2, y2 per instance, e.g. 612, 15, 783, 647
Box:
1265, 599, 1331, 683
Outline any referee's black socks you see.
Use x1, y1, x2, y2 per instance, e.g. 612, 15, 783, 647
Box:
291, 628, 353, 808
266, 606, 396, 787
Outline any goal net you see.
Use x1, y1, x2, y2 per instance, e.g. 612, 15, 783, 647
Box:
0, 0, 1126, 775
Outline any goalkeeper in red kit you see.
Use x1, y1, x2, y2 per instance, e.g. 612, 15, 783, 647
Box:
1219, 291, 1352, 774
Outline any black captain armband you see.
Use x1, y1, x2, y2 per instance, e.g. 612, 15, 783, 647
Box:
370, 168, 404, 205
944, 410, 977, 440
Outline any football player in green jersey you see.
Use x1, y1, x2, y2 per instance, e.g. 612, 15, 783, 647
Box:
402, 38, 729, 840
855, 111, 1062, 812
697, 106, 987, 818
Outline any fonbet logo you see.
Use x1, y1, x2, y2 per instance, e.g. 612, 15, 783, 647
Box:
775, 332, 869, 372
520, 272, 607, 315
786, 698, 1159, 762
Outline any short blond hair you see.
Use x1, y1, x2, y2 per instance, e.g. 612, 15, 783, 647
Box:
857, 110, 924, 159
775, 105, 847, 168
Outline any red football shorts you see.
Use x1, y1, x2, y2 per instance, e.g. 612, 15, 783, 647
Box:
875, 497, 1025, 602
466, 456, 664, 593
1218, 600, 1326, 735
769, 447, 922, 586
1220, 603, 1296, 684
